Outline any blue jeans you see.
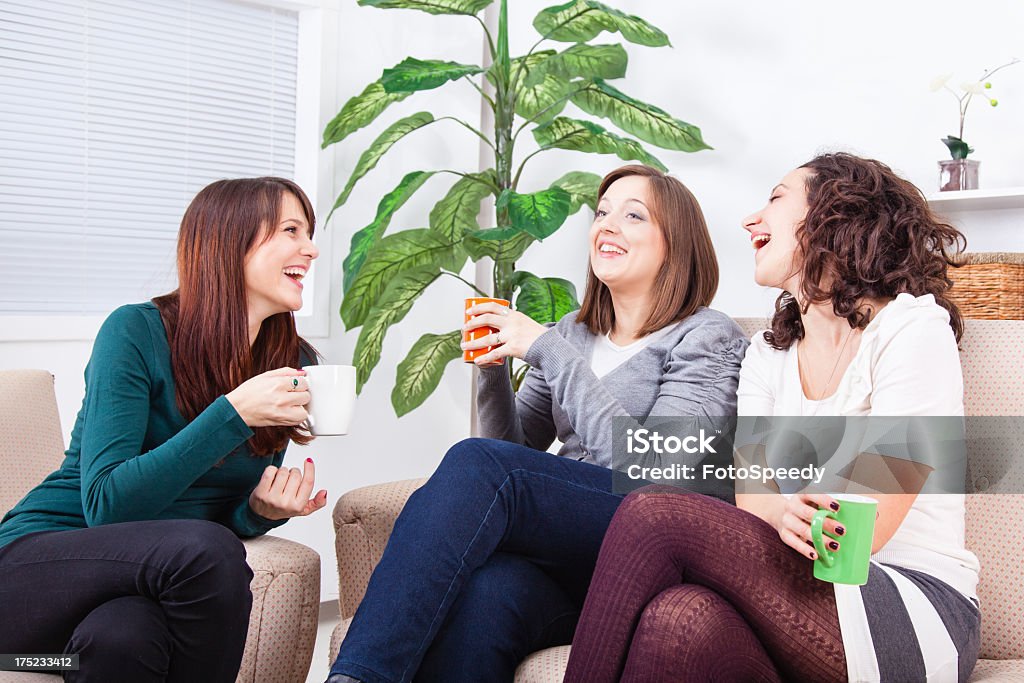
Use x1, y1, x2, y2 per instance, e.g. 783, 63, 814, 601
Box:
329, 438, 624, 683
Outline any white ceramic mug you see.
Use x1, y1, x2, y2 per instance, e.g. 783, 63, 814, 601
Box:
301, 365, 356, 436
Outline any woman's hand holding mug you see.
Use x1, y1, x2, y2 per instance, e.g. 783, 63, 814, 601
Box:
226, 367, 309, 427
461, 301, 548, 365
775, 493, 845, 561
249, 457, 328, 520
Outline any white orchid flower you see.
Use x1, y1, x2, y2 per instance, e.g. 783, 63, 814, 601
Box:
929, 73, 952, 91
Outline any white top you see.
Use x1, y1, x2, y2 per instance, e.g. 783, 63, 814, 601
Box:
590, 325, 676, 379
737, 292, 980, 597
738, 293, 980, 680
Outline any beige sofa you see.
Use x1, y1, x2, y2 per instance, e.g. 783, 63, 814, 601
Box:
0, 369, 321, 683
330, 319, 1024, 682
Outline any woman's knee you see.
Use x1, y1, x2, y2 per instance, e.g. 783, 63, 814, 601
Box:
163, 519, 244, 559
156, 520, 252, 599
440, 437, 502, 469
66, 597, 172, 681
627, 586, 780, 682
635, 585, 739, 649
433, 437, 526, 487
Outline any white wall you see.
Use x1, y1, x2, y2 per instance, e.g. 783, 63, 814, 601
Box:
2, 0, 1021, 603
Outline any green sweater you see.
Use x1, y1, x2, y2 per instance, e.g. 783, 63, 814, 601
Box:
0, 302, 298, 549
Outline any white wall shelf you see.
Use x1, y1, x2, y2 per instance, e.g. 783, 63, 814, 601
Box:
927, 187, 1024, 212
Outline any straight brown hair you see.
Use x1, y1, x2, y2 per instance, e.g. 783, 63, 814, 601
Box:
577, 165, 719, 336
153, 177, 316, 456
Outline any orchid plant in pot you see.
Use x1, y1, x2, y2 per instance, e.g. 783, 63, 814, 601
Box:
931, 57, 1019, 191
322, 0, 710, 416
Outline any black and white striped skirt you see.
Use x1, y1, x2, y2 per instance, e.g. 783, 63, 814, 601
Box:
835, 563, 981, 682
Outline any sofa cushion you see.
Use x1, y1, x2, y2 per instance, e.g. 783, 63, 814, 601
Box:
329, 618, 571, 682
514, 645, 571, 682
968, 658, 1024, 682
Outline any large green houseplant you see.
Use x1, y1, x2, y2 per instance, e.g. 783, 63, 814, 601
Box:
323, 0, 710, 416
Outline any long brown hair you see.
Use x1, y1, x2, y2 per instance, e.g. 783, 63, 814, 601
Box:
765, 153, 966, 349
153, 177, 316, 456
577, 165, 719, 336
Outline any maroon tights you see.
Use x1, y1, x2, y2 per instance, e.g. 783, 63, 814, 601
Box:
564, 488, 847, 683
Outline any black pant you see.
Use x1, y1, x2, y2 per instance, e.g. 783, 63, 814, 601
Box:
0, 519, 252, 683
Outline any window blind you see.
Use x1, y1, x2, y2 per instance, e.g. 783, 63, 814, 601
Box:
0, 0, 298, 314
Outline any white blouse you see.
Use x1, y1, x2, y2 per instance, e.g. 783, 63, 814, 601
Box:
737, 293, 980, 681
737, 292, 979, 597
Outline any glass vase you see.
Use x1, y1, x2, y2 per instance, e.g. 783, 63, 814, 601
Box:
938, 159, 980, 192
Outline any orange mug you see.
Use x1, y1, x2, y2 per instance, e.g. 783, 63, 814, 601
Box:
463, 297, 510, 365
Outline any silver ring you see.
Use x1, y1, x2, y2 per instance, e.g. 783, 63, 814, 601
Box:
494, 331, 501, 345
292, 378, 299, 390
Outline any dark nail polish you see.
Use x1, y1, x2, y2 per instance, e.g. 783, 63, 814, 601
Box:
809, 551, 817, 559
830, 502, 840, 511
829, 541, 839, 551
835, 526, 846, 536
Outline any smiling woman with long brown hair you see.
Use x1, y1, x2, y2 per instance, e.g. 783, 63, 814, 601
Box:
0, 177, 328, 682
328, 165, 748, 683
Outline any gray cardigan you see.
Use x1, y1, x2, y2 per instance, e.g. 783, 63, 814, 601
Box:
477, 307, 749, 468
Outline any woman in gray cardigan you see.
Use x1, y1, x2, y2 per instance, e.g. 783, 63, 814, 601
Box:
327, 164, 748, 683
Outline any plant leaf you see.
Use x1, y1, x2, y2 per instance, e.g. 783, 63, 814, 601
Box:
514, 71, 577, 124
330, 112, 435, 213
429, 171, 496, 240
342, 170, 435, 293
532, 116, 666, 170
942, 136, 973, 160
359, 0, 492, 16
549, 170, 601, 213
532, 0, 669, 47
341, 228, 466, 329
354, 267, 441, 391
391, 330, 463, 417
382, 57, 484, 93
515, 49, 558, 88
514, 272, 579, 324
571, 80, 710, 152
473, 226, 521, 241
463, 228, 535, 262
322, 81, 412, 148
503, 50, 585, 124
525, 43, 627, 87
496, 187, 573, 240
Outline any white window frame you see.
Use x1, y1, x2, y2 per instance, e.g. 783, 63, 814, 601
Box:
0, 0, 338, 342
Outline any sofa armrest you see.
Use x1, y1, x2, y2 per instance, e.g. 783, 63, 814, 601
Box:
333, 478, 427, 620
236, 535, 321, 683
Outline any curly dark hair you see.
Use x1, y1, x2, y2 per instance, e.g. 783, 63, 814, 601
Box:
765, 152, 966, 349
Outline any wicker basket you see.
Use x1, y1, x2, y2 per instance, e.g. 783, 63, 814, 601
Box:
948, 252, 1024, 320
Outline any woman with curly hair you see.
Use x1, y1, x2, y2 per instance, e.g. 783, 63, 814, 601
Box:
564, 153, 980, 682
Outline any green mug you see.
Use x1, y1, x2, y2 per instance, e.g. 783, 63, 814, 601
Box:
810, 494, 878, 585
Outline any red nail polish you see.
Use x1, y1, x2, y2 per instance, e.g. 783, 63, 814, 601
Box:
306, 457, 313, 463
